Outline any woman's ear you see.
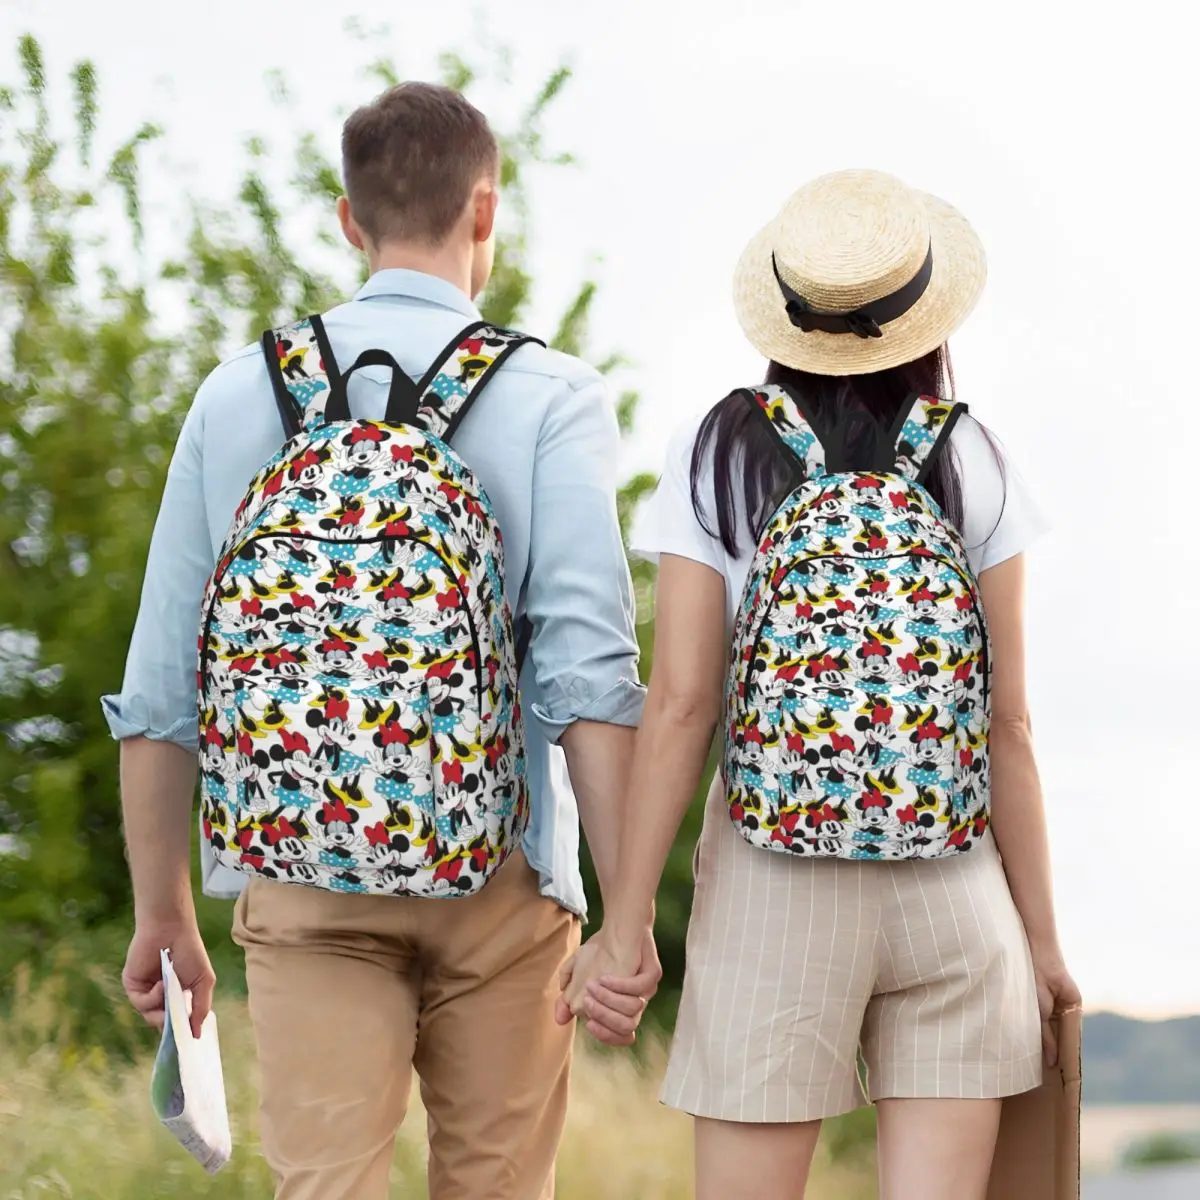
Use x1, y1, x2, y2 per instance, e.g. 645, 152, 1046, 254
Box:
337, 196, 366, 252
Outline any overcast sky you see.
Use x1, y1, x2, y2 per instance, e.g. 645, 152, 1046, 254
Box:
3, 0, 1196, 1017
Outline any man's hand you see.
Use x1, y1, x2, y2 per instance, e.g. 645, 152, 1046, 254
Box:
555, 926, 661, 1047
123, 921, 215, 1040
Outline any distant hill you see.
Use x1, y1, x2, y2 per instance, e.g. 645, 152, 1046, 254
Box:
1085, 1013, 1200, 1104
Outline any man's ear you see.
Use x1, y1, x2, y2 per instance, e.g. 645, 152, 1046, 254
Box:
473, 181, 498, 245
337, 196, 366, 252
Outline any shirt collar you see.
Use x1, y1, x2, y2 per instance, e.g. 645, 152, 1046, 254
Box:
354, 268, 481, 320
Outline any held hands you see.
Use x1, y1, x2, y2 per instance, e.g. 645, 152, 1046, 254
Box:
555, 926, 661, 1046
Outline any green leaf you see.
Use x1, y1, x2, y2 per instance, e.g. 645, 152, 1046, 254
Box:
69, 61, 97, 166
437, 52, 475, 92
366, 59, 401, 89
616, 389, 641, 435
550, 280, 596, 357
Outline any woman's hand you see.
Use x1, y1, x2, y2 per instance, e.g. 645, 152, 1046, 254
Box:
1031, 945, 1081, 1067
555, 927, 660, 1046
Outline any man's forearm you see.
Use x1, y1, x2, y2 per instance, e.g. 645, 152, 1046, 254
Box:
120, 736, 199, 926
559, 719, 636, 911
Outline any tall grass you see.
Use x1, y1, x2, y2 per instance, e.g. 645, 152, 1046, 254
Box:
0, 964, 876, 1198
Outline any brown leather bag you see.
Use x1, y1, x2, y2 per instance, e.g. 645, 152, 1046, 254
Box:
987, 1008, 1083, 1200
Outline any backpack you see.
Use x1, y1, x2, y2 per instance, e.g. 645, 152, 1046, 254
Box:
724, 384, 991, 860
197, 314, 541, 897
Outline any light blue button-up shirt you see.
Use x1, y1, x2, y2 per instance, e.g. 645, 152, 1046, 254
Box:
102, 269, 645, 917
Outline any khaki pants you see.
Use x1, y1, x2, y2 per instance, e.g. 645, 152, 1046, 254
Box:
232, 852, 580, 1200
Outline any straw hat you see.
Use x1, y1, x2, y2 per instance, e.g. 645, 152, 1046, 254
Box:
732, 169, 986, 376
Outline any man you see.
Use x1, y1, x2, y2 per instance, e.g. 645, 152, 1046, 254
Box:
105, 82, 659, 1200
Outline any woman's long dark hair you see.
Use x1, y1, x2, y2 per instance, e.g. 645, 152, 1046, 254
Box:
690, 345, 1001, 556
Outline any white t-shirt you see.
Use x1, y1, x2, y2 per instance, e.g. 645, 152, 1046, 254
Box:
631, 409, 1048, 626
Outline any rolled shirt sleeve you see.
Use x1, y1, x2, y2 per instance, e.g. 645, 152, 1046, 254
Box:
523, 372, 646, 741
100, 392, 217, 751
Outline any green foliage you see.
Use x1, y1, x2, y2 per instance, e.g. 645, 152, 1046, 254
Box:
1122, 1131, 1200, 1169
822, 1105, 879, 1165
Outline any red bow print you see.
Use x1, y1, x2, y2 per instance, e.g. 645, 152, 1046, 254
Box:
434, 855, 464, 882
280, 730, 311, 755
365, 822, 392, 847
379, 721, 410, 747
322, 797, 352, 824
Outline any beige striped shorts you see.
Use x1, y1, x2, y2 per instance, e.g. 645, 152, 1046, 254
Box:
661, 779, 1043, 1123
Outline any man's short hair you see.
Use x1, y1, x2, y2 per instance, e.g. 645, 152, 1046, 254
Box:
341, 82, 499, 246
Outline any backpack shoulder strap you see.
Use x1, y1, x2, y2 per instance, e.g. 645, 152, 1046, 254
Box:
741, 383, 828, 480
412, 322, 544, 443
261, 315, 342, 438
889, 395, 968, 484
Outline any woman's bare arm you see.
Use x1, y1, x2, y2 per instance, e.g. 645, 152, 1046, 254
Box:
561, 553, 727, 1006
979, 553, 1080, 1061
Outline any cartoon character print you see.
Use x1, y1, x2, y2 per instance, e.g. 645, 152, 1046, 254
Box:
276, 337, 309, 382
723, 389, 990, 861
850, 474, 886, 509
852, 771, 894, 833
904, 709, 955, 787
235, 729, 272, 813
855, 625, 900, 686
198, 319, 538, 897
314, 783, 368, 864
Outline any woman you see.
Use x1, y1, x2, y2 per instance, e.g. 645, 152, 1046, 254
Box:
561, 170, 1080, 1200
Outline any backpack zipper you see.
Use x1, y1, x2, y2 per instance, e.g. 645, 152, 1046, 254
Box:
741, 551, 988, 709
200, 530, 484, 708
